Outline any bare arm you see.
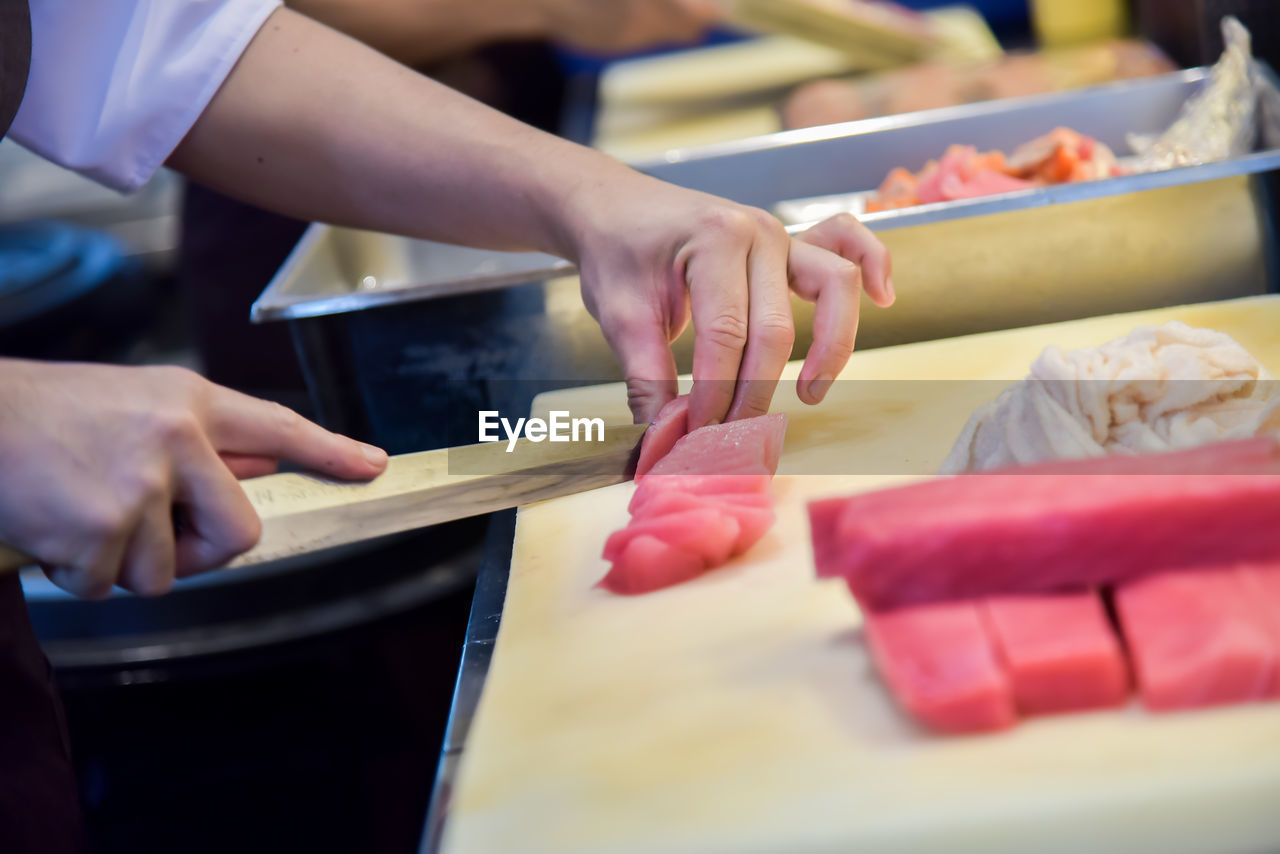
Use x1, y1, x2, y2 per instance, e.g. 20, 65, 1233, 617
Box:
169, 7, 893, 426
286, 0, 719, 65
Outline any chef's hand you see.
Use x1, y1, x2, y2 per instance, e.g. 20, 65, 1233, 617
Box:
0, 360, 387, 599
539, 0, 721, 51
569, 174, 894, 427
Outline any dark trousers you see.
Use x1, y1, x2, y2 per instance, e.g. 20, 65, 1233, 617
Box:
0, 572, 85, 854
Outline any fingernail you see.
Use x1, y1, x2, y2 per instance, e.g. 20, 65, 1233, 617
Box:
886, 276, 897, 302
361, 443, 388, 466
807, 374, 834, 401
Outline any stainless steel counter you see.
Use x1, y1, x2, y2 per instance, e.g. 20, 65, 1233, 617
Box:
419, 511, 515, 854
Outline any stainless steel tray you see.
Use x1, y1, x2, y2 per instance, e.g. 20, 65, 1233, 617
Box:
255, 65, 1280, 338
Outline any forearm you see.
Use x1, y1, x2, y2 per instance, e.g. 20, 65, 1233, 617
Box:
286, 0, 546, 65
167, 7, 642, 259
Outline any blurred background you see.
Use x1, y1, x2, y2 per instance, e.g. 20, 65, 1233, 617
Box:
3, 1, 1277, 852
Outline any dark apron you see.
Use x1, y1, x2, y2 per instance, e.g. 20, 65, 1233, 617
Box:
0, 572, 85, 853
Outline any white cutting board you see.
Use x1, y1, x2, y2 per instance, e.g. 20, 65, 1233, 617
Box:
442, 296, 1280, 854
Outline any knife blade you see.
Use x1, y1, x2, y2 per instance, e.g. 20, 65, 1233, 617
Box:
0, 423, 647, 575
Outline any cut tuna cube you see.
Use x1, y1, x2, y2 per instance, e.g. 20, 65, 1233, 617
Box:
982, 592, 1129, 715
864, 601, 1017, 734
1115, 568, 1276, 711
603, 508, 740, 568
598, 535, 705, 595
647, 413, 787, 477
1237, 563, 1280, 698
635, 396, 690, 478
809, 438, 1280, 611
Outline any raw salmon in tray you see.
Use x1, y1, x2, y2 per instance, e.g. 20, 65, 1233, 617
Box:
769, 19, 1280, 227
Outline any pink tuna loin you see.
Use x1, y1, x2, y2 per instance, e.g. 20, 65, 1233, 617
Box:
809, 438, 1280, 611
982, 592, 1129, 715
1234, 563, 1280, 698
635, 396, 690, 477
646, 413, 788, 477
1116, 568, 1276, 711
865, 600, 1017, 733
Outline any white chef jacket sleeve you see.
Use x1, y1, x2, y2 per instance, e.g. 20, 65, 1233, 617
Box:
9, 0, 282, 193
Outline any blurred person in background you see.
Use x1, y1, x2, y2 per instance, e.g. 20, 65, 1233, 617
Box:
1, 1, 891, 851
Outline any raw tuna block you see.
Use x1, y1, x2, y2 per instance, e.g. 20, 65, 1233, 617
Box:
635, 396, 690, 477
808, 438, 1280, 611
864, 601, 1017, 734
598, 535, 705, 595
1237, 563, 1280, 698
646, 413, 788, 477
1115, 568, 1276, 711
982, 592, 1129, 715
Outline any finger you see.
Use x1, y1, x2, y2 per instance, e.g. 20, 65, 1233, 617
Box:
796, 213, 895, 307
727, 221, 794, 421
116, 495, 178, 597
219, 452, 279, 480
42, 496, 138, 599
600, 307, 680, 424
789, 240, 862, 405
686, 241, 751, 428
204, 388, 387, 481
172, 435, 263, 576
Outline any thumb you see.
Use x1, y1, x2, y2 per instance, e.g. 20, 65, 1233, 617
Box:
604, 314, 680, 424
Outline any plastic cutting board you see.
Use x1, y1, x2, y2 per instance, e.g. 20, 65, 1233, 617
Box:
441, 296, 1280, 854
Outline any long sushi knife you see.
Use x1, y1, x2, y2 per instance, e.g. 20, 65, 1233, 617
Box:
0, 423, 648, 574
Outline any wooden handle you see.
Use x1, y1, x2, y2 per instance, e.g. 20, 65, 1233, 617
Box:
0, 424, 645, 578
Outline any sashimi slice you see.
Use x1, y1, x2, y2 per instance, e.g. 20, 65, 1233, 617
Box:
1115, 568, 1275, 711
627, 490, 776, 556
864, 600, 1017, 734
635, 395, 690, 478
602, 508, 740, 567
938, 169, 1037, 200
629, 469, 774, 515
598, 535, 706, 595
631, 490, 774, 517
808, 438, 1280, 611
648, 413, 788, 477
982, 592, 1129, 715
1237, 563, 1280, 697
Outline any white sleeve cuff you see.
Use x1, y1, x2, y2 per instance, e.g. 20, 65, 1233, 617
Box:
11, 0, 283, 193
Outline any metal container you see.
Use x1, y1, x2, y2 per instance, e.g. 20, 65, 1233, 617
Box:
254, 67, 1280, 453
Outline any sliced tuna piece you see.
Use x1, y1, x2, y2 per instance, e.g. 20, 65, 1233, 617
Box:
646, 413, 788, 477
1115, 568, 1275, 711
628, 490, 776, 557
603, 508, 740, 568
864, 600, 1017, 734
629, 470, 774, 515
808, 438, 1280, 611
982, 592, 1129, 715
635, 395, 690, 478
598, 535, 706, 595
